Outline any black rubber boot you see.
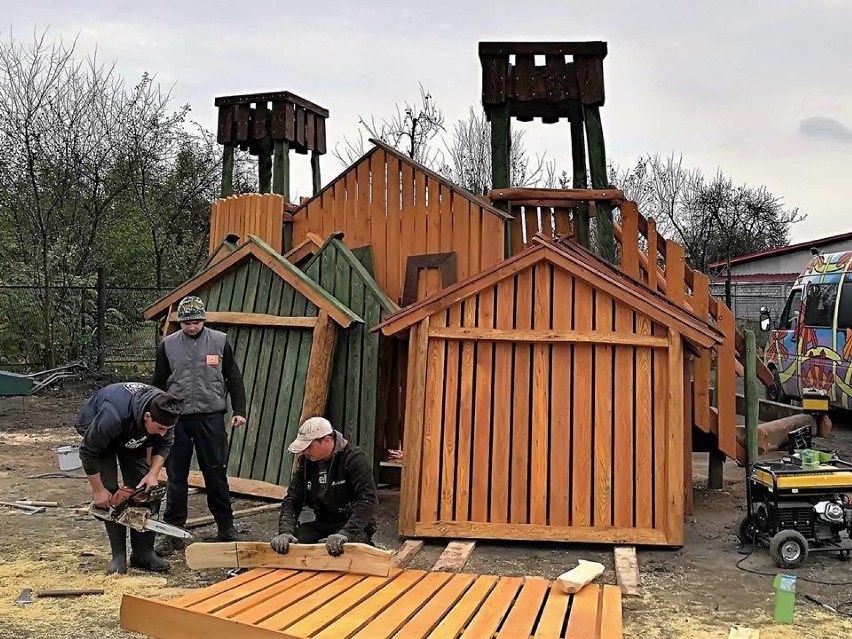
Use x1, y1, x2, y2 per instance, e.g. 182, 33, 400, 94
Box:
129, 531, 171, 572
216, 520, 237, 542
104, 521, 127, 575
154, 534, 185, 557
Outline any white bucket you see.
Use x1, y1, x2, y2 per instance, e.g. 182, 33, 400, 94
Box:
56, 445, 82, 471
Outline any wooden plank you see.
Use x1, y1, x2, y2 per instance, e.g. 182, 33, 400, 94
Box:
313, 570, 428, 639
432, 541, 476, 573
370, 149, 388, 299
635, 318, 654, 530
652, 321, 668, 532
692, 271, 712, 433
453, 196, 471, 280
353, 154, 371, 245
491, 277, 514, 524
299, 310, 336, 422
490, 187, 624, 202
190, 570, 300, 614
427, 326, 668, 347
440, 304, 462, 521
594, 293, 614, 528
237, 572, 341, 626
572, 278, 594, 527
666, 330, 686, 545
283, 575, 390, 636
613, 304, 634, 529
646, 218, 658, 291
533, 585, 571, 638
168, 312, 316, 330
471, 287, 495, 523
459, 576, 524, 639
531, 263, 551, 526
511, 268, 533, 525
399, 318, 429, 536
564, 584, 601, 638
496, 577, 550, 638
351, 572, 453, 638
426, 575, 499, 639
599, 585, 624, 639
184, 542, 393, 576
385, 153, 402, 304
549, 268, 572, 527
455, 301, 475, 521
250, 573, 365, 628
613, 546, 642, 597
419, 310, 446, 523
414, 522, 668, 545
391, 540, 424, 568
394, 573, 477, 639
620, 201, 641, 278
716, 305, 738, 457
120, 595, 296, 639
168, 569, 275, 608
184, 504, 280, 529
157, 469, 286, 501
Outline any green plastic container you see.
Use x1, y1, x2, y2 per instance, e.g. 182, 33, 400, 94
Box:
818, 450, 836, 463
773, 574, 796, 624
799, 449, 819, 470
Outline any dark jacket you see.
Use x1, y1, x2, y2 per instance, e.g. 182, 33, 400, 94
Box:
278, 431, 378, 539
75, 382, 174, 475
151, 327, 246, 417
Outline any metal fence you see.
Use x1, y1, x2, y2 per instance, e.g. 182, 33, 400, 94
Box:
0, 277, 172, 373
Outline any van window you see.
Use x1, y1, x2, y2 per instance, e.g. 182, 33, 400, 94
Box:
803, 283, 838, 328
779, 289, 802, 330
838, 282, 852, 329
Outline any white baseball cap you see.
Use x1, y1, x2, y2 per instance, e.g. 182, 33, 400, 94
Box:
288, 417, 334, 453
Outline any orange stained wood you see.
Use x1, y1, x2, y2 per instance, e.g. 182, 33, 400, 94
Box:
439, 305, 462, 522
471, 287, 495, 523
594, 292, 614, 528
208, 194, 286, 256
419, 309, 446, 523
634, 318, 654, 530
510, 268, 533, 525
549, 268, 573, 527
572, 277, 593, 528
490, 276, 514, 524
530, 263, 551, 526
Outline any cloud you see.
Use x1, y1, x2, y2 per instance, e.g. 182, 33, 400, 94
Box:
799, 116, 852, 144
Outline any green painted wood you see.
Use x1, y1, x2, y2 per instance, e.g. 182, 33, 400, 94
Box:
489, 102, 512, 258
583, 104, 614, 263
568, 101, 590, 249
344, 270, 365, 442
259, 138, 273, 194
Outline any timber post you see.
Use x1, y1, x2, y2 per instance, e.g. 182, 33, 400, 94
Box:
744, 329, 759, 465
489, 101, 511, 257
310, 150, 321, 195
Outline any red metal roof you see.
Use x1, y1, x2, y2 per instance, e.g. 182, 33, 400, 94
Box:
707, 230, 852, 269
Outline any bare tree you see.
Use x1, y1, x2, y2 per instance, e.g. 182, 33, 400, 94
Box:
334, 83, 445, 166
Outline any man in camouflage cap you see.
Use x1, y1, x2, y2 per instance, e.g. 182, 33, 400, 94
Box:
152, 295, 247, 556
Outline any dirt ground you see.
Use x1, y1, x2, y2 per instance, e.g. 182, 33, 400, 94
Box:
3, 387, 852, 638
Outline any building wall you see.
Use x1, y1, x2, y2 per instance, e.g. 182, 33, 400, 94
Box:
726, 240, 852, 277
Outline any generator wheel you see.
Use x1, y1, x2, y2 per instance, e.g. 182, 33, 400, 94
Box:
736, 513, 757, 545
769, 530, 808, 568
766, 368, 790, 404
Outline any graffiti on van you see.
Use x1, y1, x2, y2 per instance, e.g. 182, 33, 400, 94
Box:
763, 251, 852, 409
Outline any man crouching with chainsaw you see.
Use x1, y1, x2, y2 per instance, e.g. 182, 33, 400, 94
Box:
76, 382, 180, 574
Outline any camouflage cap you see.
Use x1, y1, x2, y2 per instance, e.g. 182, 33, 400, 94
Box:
177, 296, 206, 322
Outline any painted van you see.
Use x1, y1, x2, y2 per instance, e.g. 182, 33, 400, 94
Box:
761, 250, 852, 407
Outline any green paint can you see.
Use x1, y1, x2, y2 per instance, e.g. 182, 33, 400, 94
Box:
773, 574, 796, 624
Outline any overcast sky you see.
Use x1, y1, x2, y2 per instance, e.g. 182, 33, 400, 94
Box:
6, 0, 851, 244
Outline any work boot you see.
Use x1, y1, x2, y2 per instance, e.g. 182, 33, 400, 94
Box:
154, 534, 185, 557
103, 521, 127, 575
216, 520, 237, 542
129, 531, 171, 572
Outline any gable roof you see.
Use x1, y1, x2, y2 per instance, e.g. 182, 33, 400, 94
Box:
283, 232, 325, 264
303, 231, 398, 316
707, 230, 852, 269
203, 233, 240, 270
375, 235, 721, 349
290, 139, 512, 221
143, 235, 363, 328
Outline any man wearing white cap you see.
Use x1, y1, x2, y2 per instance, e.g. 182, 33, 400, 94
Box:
270, 417, 379, 557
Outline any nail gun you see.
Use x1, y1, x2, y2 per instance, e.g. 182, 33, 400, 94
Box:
88, 485, 192, 540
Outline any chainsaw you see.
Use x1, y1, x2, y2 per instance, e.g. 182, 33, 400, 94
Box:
88, 485, 192, 540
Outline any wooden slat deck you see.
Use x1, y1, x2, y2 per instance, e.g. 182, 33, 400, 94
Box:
121, 567, 622, 639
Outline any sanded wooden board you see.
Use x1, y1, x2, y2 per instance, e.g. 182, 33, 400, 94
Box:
614, 546, 642, 597
391, 540, 424, 567
184, 542, 393, 576
432, 541, 475, 572
157, 469, 286, 501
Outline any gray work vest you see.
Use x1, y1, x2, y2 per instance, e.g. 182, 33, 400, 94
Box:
163, 327, 228, 415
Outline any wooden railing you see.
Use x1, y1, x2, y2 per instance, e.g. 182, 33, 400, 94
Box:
490, 188, 770, 462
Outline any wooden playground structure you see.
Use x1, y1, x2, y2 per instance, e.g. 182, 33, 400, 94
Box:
133, 38, 773, 638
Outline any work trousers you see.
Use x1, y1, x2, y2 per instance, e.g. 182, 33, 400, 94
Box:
162, 413, 233, 527
94, 445, 149, 494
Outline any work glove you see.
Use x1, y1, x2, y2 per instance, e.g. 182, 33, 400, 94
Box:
325, 533, 349, 557
270, 533, 298, 554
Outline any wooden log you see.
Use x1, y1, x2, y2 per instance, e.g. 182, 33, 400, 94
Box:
157, 469, 286, 501
10, 500, 59, 507
184, 504, 280, 529
613, 546, 642, 597
432, 541, 475, 573
184, 541, 393, 577
391, 540, 424, 568
583, 104, 613, 262
818, 413, 833, 438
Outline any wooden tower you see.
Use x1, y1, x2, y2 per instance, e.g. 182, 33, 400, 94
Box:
478, 41, 612, 261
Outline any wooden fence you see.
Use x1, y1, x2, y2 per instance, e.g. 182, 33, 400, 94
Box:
291, 141, 508, 306
208, 193, 287, 255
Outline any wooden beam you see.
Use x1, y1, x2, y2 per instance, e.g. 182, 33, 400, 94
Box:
221, 142, 234, 198
184, 542, 393, 577
613, 546, 642, 597
299, 310, 336, 422
489, 188, 624, 203
157, 469, 286, 501
432, 541, 476, 573
184, 504, 280, 529
666, 330, 685, 546
167, 312, 316, 329
428, 326, 669, 348
479, 41, 608, 57
399, 318, 429, 536
391, 540, 425, 568
414, 522, 668, 545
